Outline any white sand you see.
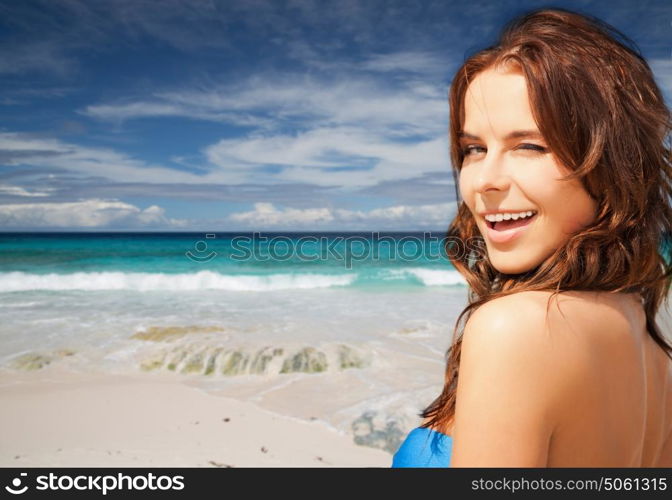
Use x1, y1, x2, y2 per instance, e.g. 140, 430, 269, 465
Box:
0, 367, 391, 467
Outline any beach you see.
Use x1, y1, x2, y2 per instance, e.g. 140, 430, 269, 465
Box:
0, 232, 467, 467
0, 285, 465, 467
0, 284, 464, 467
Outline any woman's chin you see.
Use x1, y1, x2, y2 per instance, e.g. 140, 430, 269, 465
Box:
490, 258, 536, 275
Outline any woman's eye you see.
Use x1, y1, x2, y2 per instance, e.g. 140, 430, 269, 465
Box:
518, 143, 548, 153
461, 144, 548, 156
461, 145, 485, 156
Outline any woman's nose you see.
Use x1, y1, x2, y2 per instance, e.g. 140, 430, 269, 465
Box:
473, 154, 510, 193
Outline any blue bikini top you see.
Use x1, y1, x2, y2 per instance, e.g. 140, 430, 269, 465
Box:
391, 426, 452, 468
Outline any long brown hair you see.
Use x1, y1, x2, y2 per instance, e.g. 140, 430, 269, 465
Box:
421, 7, 672, 433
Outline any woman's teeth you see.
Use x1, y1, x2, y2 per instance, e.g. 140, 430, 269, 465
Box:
485, 210, 538, 231
484, 210, 537, 223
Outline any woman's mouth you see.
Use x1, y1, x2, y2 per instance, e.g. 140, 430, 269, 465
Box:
484, 211, 538, 243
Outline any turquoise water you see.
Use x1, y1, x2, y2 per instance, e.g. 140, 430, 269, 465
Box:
0, 232, 464, 291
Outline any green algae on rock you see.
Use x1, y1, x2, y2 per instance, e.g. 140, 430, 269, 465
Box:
280, 347, 328, 374
337, 344, 368, 369
138, 343, 368, 376
131, 325, 225, 342
249, 346, 284, 374
10, 349, 76, 371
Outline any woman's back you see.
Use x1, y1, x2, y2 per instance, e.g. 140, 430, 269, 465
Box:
642, 318, 672, 466
540, 291, 672, 467
422, 291, 672, 466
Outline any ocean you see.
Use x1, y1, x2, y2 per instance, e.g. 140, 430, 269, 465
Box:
0, 232, 469, 454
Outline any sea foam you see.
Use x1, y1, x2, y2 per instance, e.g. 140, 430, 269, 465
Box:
0, 271, 356, 292
390, 268, 466, 286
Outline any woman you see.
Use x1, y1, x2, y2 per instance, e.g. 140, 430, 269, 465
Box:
392, 7, 672, 467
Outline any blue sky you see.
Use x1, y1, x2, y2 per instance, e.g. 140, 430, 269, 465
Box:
0, 0, 670, 231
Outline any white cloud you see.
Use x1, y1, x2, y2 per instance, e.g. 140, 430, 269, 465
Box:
82, 102, 273, 128
0, 184, 52, 197
229, 202, 335, 226
1, 112, 450, 188
204, 126, 448, 187
83, 71, 448, 135
228, 201, 454, 228
0, 41, 75, 76
77, 58, 453, 189
367, 203, 454, 222
0, 132, 206, 184
360, 51, 447, 75
4, 65, 454, 189
0, 199, 187, 228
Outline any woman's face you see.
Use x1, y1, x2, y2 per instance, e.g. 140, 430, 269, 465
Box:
458, 65, 597, 274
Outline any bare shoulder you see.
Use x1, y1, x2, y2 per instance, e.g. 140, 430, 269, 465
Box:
451, 291, 592, 465
464, 290, 634, 349
463, 290, 593, 349
460, 290, 599, 412
461, 290, 566, 381
465, 290, 554, 331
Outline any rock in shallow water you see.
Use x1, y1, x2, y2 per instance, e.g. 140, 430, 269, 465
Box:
138, 342, 369, 376
9, 349, 76, 371
280, 347, 327, 374
351, 410, 406, 454
131, 325, 225, 342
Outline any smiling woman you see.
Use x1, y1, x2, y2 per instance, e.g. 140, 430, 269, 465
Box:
392, 7, 672, 467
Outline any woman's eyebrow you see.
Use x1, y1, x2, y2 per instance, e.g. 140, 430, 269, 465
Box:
458, 130, 544, 141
